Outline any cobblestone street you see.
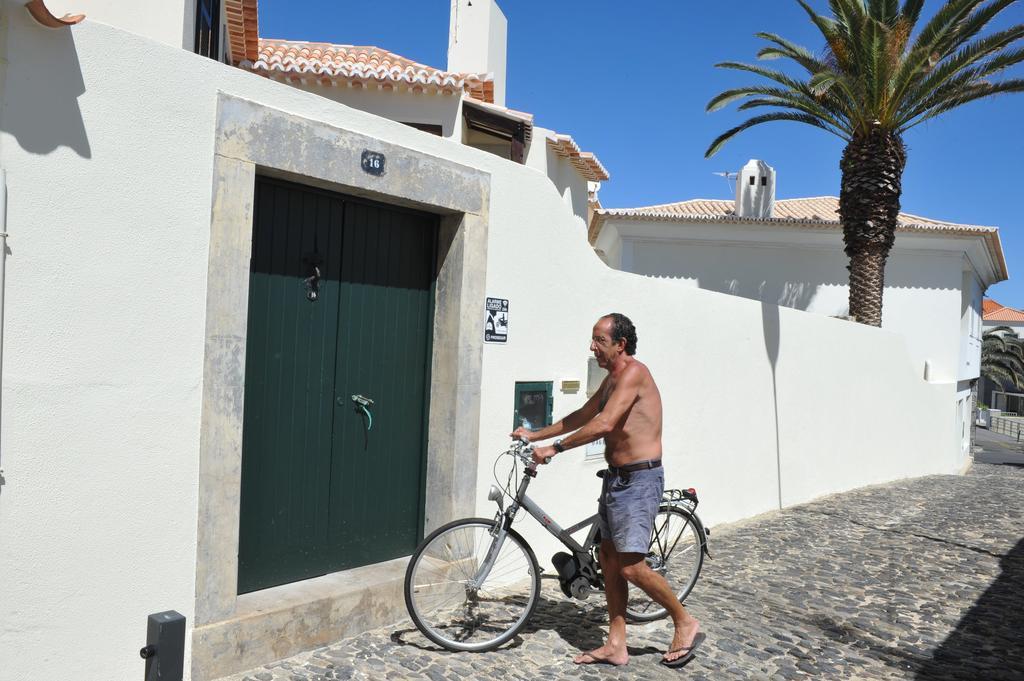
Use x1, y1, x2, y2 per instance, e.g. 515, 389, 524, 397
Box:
219, 463, 1024, 681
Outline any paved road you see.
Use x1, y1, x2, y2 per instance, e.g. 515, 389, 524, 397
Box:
220, 463, 1024, 681
974, 427, 1024, 465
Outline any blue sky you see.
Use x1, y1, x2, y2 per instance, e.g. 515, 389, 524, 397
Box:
259, 1, 1024, 305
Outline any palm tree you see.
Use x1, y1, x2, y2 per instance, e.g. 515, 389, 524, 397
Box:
982, 326, 1024, 390
705, 1, 1024, 326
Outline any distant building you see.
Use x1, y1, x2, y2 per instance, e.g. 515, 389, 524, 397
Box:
980, 298, 1024, 406
982, 298, 1024, 335
233, 2, 608, 222
592, 160, 1008, 459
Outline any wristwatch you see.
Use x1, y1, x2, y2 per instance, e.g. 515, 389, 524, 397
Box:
553, 439, 565, 453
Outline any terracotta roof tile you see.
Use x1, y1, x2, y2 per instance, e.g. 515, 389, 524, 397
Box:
985, 307, 1024, 322
546, 134, 609, 182
243, 39, 494, 101
224, 0, 259, 64
594, 197, 1007, 281
24, 0, 85, 28
984, 298, 1006, 316
601, 196, 994, 229
984, 299, 1024, 321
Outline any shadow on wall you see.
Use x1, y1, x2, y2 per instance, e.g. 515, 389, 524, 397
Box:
703, 252, 953, 313
914, 535, 1024, 680
0, 15, 91, 158
722, 279, 825, 312
760, 299, 783, 509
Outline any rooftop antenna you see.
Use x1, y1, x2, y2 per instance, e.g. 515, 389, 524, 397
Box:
713, 171, 738, 196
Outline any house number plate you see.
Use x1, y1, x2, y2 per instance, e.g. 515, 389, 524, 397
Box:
361, 150, 386, 176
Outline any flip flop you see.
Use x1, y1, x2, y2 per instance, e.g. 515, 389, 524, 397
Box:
661, 632, 706, 668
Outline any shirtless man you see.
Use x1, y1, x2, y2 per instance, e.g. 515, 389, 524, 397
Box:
511, 313, 703, 667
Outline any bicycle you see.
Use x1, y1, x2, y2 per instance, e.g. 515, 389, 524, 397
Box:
403, 439, 711, 652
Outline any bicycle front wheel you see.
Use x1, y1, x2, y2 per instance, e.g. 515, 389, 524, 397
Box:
626, 505, 705, 622
404, 518, 541, 652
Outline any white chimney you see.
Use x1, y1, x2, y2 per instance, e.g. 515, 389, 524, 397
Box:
448, 0, 508, 107
735, 159, 776, 219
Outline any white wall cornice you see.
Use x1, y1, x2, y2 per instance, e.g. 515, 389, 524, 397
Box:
603, 217, 1003, 286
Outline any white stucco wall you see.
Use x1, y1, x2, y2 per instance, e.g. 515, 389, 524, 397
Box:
284, 81, 465, 140
447, 0, 507, 107
272, 86, 593, 223
46, 0, 192, 48
959, 270, 984, 382
524, 127, 590, 224
0, 12, 961, 680
604, 218, 978, 386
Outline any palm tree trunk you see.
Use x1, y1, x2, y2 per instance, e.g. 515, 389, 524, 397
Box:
838, 125, 907, 327
847, 246, 889, 327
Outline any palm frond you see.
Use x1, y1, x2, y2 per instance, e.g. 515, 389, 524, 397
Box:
705, 82, 853, 135
900, 0, 926, 27
869, 0, 901, 25
831, 0, 867, 32
910, 0, 986, 56
713, 61, 813, 93
903, 78, 1024, 130
862, 17, 887, 113
809, 70, 841, 94
754, 31, 832, 73
983, 364, 1023, 389
734, 98, 853, 137
947, 0, 1019, 54
795, 0, 845, 53
899, 24, 1024, 120
705, 112, 842, 158
982, 328, 1024, 390
712, 60, 863, 127
706, 0, 1024, 160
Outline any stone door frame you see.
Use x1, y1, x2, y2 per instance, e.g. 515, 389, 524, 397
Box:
192, 93, 489, 678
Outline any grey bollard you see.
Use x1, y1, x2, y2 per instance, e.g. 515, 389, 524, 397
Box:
140, 610, 185, 681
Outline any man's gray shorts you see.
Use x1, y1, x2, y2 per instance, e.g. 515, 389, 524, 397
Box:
597, 466, 665, 554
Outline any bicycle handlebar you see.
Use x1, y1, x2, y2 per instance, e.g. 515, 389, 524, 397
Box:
509, 439, 552, 466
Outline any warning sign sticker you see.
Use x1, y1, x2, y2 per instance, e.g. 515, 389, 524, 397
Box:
484, 297, 509, 344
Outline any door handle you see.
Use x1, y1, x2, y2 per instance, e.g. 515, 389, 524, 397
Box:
351, 394, 374, 431
303, 253, 322, 302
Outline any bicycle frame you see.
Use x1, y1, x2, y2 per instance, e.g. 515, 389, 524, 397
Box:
471, 458, 598, 587
514, 462, 600, 550
472, 447, 709, 588
514, 472, 707, 560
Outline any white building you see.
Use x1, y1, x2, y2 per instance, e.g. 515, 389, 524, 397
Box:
980, 298, 1024, 408
982, 298, 1024, 336
592, 161, 1007, 461
235, 0, 607, 223
0, 4, 975, 680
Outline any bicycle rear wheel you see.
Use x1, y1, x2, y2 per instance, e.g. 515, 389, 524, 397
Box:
404, 518, 541, 652
626, 505, 705, 622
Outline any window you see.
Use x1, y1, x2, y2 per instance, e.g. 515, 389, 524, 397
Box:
513, 382, 553, 430
463, 104, 527, 164
194, 0, 221, 60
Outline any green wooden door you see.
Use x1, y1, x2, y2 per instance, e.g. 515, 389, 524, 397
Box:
238, 176, 437, 594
